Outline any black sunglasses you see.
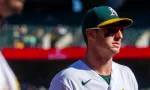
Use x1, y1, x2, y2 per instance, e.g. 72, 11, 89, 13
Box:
87, 26, 124, 36
104, 26, 124, 37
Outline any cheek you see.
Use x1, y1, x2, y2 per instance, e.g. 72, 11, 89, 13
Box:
95, 36, 106, 47
95, 30, 114, 48
105, 37, 114, 46
96, 37, 114, 49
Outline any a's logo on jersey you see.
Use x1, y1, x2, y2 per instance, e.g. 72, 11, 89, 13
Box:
81, 79, 91, 85
108, 7, 118, 16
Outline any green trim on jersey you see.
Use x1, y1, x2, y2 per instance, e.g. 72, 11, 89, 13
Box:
99, 74, 111, 85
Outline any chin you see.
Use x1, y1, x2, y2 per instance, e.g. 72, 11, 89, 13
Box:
111, 48, 120, 54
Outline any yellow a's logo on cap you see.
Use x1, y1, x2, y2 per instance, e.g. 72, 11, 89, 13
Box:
108, 7, 118, 16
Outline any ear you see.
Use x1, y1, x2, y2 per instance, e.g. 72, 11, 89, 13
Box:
86, 29, 96, 40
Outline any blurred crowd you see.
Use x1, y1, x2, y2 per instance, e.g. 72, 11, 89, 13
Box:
10, 24, 150, 49
0, 23, 150, 49
12, 24, 85, 49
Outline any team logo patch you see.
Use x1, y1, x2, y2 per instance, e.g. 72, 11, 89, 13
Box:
108, 7, 118, 16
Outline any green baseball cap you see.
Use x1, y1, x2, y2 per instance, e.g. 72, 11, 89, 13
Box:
81, 6, 133, 44
81, 6, 133, 31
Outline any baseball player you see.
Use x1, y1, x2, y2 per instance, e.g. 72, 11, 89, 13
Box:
49, 6, 138, 90
0, 0, 24, 90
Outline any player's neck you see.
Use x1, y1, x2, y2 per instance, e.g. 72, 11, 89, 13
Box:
83, 53, 113, 75
94, 59, 112, 75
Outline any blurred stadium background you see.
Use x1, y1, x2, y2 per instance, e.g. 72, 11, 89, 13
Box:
1, 0, 150, 90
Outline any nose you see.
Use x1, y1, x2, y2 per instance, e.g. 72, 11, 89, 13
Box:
115, 30, 123, 39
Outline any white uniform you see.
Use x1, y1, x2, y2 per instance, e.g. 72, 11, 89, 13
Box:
0, 51, 20, 90
49, 60, 138, 90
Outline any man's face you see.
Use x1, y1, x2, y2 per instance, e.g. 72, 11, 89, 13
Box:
6, 0, 24, 14
87, 25, 124, 55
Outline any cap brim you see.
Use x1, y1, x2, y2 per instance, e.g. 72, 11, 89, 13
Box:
97, 18, 133, 28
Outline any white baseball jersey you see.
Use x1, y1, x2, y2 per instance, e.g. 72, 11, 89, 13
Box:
0, 51, 20, 90
49, 60, 138, 90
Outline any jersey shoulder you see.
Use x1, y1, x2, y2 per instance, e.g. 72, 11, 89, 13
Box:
49, 60, 86, 89
113, 61, 136, 81
113, 61, 133, 73
52, 60, 85, 81
113, 62, 138, 89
